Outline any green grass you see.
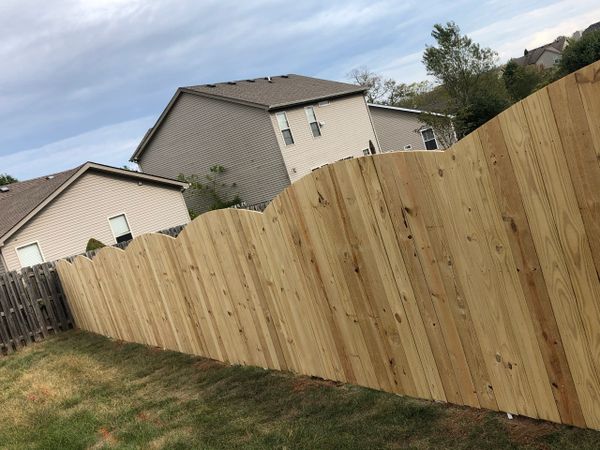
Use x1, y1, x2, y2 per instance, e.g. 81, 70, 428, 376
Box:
1, 331, 599, 449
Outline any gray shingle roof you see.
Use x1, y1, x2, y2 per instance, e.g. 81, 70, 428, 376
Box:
183, 74, 366, 110
0, 166, 82, 240
513, 36, 567, 66
583, 21, 600, 36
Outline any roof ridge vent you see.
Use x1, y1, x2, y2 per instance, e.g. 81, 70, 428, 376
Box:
227, 81, 237, 85
206, 84, 216, 87
0, 186, 9, 192
280, 75, 289, 78
46, 175, 55, 180
246, 79, 255, 83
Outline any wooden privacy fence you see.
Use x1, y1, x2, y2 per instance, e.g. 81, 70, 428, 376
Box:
0, 263, 73, 354
0, 224, 187, 355
57, 62, 600, 429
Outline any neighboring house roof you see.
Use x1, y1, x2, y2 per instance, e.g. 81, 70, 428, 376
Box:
131, 74, 367, 162
583, 21, 600, 36
0, 162, 187, 246
368, 103, 449, 118
513, 36, 567, 66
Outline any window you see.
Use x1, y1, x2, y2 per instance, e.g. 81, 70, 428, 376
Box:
109, 214, 133, 244
16, 242, 44, 267
276, 112, 294, 145
421, 128, 438, 150
305, 106, 321, 137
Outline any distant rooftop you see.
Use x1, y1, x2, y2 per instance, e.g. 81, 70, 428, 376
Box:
512, 36, 567, 66
182, 74, 366, 110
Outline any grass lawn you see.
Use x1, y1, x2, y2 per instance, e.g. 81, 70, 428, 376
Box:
1, 331, 599, 449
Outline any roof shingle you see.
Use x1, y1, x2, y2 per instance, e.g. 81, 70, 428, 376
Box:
0, 166, 82, 240
183, 74, 366, 110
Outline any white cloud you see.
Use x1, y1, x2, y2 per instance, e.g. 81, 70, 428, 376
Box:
470, 0, 600, 62
0, 117, 152, 180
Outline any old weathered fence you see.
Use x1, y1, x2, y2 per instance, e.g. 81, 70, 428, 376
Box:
0, 263, 73, 354
57, 62, 600, 430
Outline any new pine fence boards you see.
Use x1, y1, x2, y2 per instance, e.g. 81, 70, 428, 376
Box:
56, 61, 600, 430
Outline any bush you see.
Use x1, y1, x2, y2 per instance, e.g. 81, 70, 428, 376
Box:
85, 238, 106, 252
559, 31, 600, 75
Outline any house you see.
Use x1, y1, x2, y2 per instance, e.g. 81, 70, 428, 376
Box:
368, 104, 450, 152
583, 21, 600, 36
130, 74, 450, 214
512, 36, 568, 69
130, 75, 381, 213
0, 162, 190, 274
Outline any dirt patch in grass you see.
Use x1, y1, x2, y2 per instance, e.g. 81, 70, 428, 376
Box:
1, 330, 599, 450
503, 415, 560, 449
291, 375, 342, 392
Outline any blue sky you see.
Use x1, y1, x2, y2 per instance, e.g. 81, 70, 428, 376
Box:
0, 0, 598, 180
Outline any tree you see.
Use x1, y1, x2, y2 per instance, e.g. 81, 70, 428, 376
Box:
394, 84, 451, 113
178, 165, 241, 214
348, 67, 440, 107
502, 60, 549, 102
423, 22, 510, 136
0, 173, 18, 185
347, 67, 391, 103
453, 72, 511, 135
558, 30, 600, 75
423, 22, 498, 109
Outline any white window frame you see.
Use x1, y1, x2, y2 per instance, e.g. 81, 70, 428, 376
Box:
276, 112, 294, 145
15, 241, 45, 268
108, 213, 134, 244
420, 128, 439, 150
304, 106, 322, 138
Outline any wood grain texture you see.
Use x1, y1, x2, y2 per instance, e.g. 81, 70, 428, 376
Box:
57, 61, 600, 429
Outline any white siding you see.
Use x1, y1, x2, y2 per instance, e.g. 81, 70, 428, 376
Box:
270, 95, 379, 183
1, 171, 190, 271
536, 50, 561, 69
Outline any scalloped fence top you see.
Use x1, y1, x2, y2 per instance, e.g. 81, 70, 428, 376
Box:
57, 61, 600, 430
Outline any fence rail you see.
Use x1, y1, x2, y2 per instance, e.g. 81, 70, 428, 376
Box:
57, 62, 600, 430
0, 263, 72, 354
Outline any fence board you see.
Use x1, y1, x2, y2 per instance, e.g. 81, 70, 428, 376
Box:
0, 263, 72, 354
56, 61, 600, 430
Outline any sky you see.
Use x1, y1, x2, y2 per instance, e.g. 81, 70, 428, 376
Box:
0, 0, 598, 180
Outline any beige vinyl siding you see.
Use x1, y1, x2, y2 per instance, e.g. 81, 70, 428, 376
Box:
270, 95, 379, 183
369, 105, 435, 152
1, 171, 190, 272
137, 92, 290, 213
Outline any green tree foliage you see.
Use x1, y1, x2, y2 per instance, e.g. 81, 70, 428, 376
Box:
423, 22, 498, 109
394, 84, 451, 113
423, 22, 510, 136
502, 60, 553, 102
0, 173, 18, 185
85, 238, 106, 252
348, 67, 438, 108
558, 30, 600, 75
179, 165, 242, 214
